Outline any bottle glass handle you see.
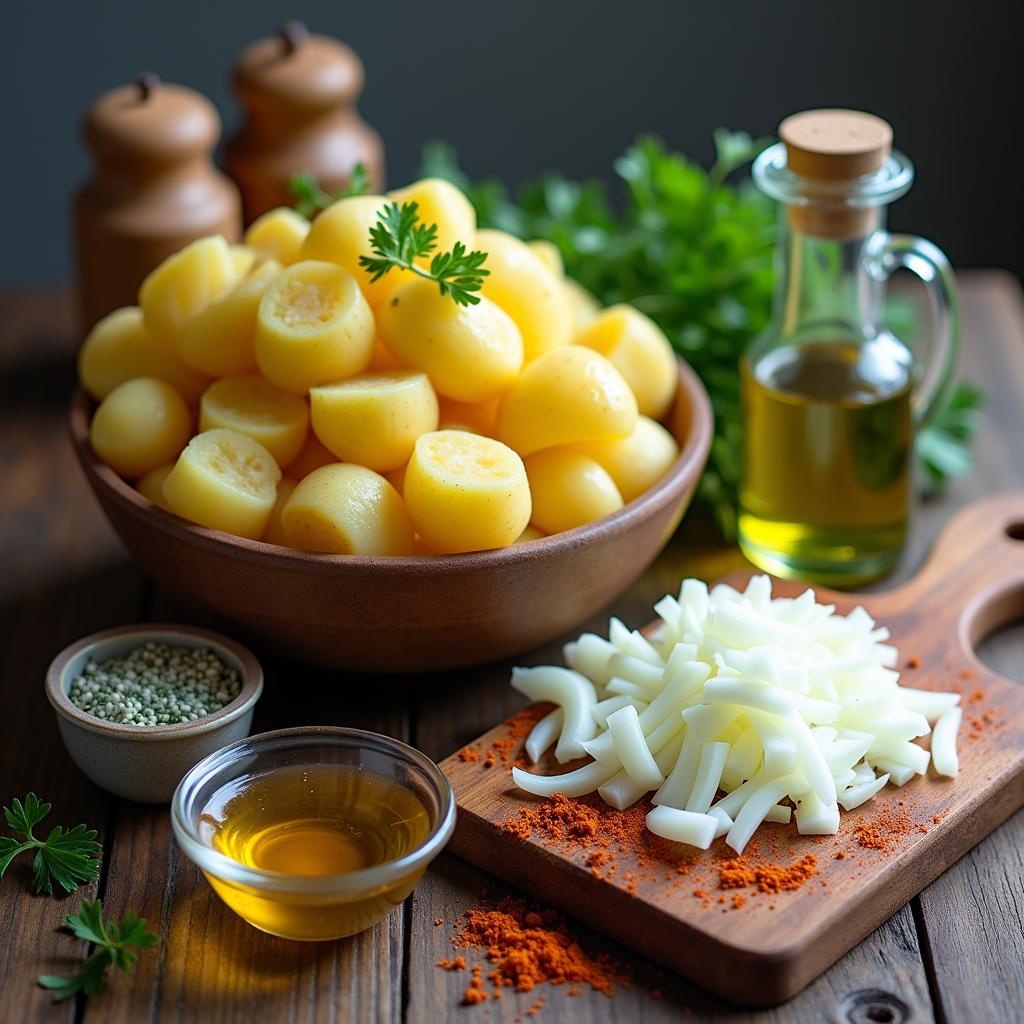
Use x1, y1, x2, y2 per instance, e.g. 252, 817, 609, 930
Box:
874, 232, 960, 424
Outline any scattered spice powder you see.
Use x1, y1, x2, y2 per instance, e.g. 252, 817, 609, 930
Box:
458, 746, 481, 763
447, 894, 629, 1000
434, 917, 444, 926
717, 854, 817, 893
463, 964, 488, 1005
853, 805, 921, 851
438, 956, 467, 971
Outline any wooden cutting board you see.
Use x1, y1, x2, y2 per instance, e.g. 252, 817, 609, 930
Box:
440, 491, 1024, 1007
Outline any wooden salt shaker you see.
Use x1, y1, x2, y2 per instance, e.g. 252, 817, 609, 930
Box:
225, 21, 384, 222
73, 74, 242, 333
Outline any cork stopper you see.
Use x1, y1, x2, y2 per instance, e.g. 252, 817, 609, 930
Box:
234, 22, 364, 111
84, 76, 221, 165
779, 109, 893, 238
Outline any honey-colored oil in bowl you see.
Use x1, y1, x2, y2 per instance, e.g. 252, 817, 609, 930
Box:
739, 338, 912, 585
199, 764, 432, 940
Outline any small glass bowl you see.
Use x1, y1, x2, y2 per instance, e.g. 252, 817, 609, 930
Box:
171, 726, 456, 941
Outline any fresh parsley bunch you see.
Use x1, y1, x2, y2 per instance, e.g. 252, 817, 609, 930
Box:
422, 134, 982, 537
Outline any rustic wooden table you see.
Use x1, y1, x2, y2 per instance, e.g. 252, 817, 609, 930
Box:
1, 272, 1021, 1024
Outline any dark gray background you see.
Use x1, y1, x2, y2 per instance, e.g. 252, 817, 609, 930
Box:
1, 1, 1018, 284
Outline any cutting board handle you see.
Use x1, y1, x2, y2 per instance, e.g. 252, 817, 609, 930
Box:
874, 489, 1024, 672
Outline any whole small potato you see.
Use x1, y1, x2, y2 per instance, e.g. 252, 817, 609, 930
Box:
477, 229, 572, 362
310, 371, 439, 472
90, 377, 192, 479
245, 208, 310, 266
79, 306, 209, 404
497, 346, 638, 456
572, 416, 680, 502
282, 464, 415, 555
524, 448, 623, 534
377, 279, 523, 403
574, 305, 677, 419
300, 195, 412, 307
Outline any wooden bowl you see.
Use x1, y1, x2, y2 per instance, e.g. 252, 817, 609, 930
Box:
69, 360, 712, 672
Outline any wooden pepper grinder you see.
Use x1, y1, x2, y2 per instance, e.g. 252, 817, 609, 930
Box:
73, 74, 242, 333
225, 21, 384, 222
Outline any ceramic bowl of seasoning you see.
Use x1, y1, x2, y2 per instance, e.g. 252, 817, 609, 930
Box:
69, 357, 713, 672
171, 726, 456, 940
46, 624, 263, 804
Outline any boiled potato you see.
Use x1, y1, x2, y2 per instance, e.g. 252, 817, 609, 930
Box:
386, 461, 408, 495
368, 337, 403, 371
527, 239, 563, 277
78, 306, 210, 403
262, 477, 297, 546
281, 464, 415, 555
497, 346, 638, 456
229, 246, 256, 278
574, 305, 677, 419
177, 260, 281, 377
403, 430, 531, 553
377, 279, 523, 402
300, 194, 412, 307
255, 260, 374, 393
573, 416, 680, 502
524, 448, 624, 533
388, 178, 476, 254
565, 278, 600, 333
135, 463, 174, 512
90, 377, 191, 479
310, 371, 438, 472
245, 208, 310, 265
199, 375, 309, 469
139, 236, 242, 346
514, 525, 547, 543
288, 434, 337, 480
437, 395, 501, 435
476, 229, 572, 361
162, 428, 281, 539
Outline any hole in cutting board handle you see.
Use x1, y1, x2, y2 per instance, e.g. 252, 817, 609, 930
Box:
967, 580, 1024, 683
1006, 522, 1024, 541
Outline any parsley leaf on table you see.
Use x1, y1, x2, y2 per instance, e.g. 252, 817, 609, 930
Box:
38, 899, 157, 1001
0, 794, 101, 895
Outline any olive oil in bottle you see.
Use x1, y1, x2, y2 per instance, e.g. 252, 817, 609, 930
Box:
739, 338, 912, 584
200, 764, 432, 939
739, 109, 959, 584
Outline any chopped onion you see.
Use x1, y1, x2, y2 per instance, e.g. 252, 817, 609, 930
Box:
931, 706, 962, 777
686, 741, 729, 813
838, 773, 890, 810
510, 666, 597, 763
646, 806, 719, 850
508, 575, 961, 853
524, 708, 563, 764
606, 705, 664, 790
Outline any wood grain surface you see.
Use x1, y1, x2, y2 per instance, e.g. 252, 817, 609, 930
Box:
0, 273, 1022, 1023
